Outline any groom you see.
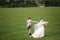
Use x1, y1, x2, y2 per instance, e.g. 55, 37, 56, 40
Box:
26, 17, 32, 36
26, 17, 37, 37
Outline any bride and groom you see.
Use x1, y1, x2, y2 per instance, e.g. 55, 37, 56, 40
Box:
26, 17, 48, 38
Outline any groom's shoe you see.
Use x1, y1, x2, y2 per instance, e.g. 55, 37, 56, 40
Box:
29, 33, 31, 35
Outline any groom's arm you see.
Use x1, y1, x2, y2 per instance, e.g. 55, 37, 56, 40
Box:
32, 21, 37, 23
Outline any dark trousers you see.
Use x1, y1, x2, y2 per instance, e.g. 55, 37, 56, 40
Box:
28, 26, 31, 36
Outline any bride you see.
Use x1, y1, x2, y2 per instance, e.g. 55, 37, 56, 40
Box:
31, 19, 48, 38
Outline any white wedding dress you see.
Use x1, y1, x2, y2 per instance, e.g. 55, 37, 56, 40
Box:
32, 19, 48, 38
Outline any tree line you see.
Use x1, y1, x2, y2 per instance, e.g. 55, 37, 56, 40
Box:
0, 0, 40, 7
0, 0, 60, 7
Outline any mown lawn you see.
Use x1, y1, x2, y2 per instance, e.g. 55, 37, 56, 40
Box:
0, 7, 60, 40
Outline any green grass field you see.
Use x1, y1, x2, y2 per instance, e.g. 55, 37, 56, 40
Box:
0, 7, 60, 40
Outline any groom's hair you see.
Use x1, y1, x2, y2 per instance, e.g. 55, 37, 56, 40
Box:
28, 17, 31, 19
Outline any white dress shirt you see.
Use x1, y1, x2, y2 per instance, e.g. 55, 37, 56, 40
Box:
27, 19, 32, 27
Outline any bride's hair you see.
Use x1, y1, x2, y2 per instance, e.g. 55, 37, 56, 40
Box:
41, 18, 45, 20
